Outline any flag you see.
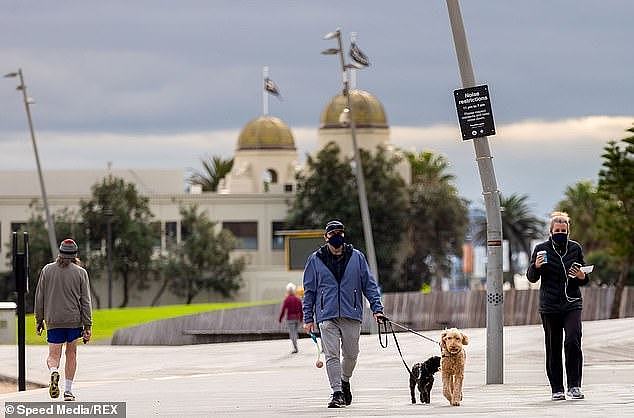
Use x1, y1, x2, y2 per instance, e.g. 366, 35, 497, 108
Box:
349, 42, 370, 68
264, 77, 282, 99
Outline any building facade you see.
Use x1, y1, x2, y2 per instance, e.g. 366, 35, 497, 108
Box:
0, 89, 410, 305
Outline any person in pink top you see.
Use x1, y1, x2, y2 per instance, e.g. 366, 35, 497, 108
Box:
279, 282, 303, 353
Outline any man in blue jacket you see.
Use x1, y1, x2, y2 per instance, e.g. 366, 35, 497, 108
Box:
302, 220, 385, 408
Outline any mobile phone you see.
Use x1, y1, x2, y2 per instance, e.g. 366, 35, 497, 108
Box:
568, 262, 582, 278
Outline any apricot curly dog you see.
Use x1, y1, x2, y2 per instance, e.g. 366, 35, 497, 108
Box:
440, 328, 469, 406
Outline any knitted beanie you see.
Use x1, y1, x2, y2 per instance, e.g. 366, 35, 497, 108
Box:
59, 239, 78, 258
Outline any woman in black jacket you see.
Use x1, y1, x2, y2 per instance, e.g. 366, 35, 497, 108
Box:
527, 212, 589, 401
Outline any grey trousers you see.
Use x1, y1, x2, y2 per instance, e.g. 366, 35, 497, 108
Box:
319, 318, 362, 392
286, 320, 299, 351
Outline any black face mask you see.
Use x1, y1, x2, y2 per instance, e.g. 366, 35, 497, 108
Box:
328, 234, 345, 249
551, 232, 568, 246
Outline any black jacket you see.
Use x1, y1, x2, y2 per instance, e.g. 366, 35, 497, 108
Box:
527, 238, 590, 314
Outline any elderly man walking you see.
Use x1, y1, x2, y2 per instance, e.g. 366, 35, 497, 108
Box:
35, 239, 92, 401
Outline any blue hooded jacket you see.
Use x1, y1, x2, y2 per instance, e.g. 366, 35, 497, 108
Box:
302, 245, 383, 324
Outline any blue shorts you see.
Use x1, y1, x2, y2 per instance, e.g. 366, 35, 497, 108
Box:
47, 328, 83, 344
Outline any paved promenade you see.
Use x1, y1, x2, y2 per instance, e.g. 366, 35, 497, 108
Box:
1, 318, 633, 417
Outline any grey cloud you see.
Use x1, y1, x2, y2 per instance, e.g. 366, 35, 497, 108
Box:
0, 1, 632, 135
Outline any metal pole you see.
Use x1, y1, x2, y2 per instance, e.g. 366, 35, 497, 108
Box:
17, 69, 58, 259
106, 213, 113, 309
334, 31, 380, 283
263, 66, 269, 116
446, 0, 504, 384
13, 232, 28, 391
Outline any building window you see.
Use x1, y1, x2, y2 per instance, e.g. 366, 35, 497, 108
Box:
11, 222, 26, 233
223, 221, 258, 250
180, 221, 190, 242
150, 222, 162, 250
284, 183, 293, 193
265, 169, 278, 184
272, 221, 287, 251
165, 221, 177, 250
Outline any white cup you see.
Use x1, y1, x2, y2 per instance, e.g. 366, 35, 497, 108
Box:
537, 250, 547, 264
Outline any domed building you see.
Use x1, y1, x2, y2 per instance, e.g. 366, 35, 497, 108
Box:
318, 89, 410, 184
224, 115, 299, 194
0, 86, 410, 305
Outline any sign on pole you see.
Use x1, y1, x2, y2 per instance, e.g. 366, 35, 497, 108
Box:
454, 84, 496, 141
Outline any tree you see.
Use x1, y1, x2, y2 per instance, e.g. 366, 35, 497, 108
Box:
475, 193, 545, 286
597, 127, 634, 318
402, 151, 468, 291
162, 205, 245, 304
79, 176, 156, 307
188, 155, 234, 192
286, 143, 408, 290
2, 204, 100, 311
556, 181, 605, 253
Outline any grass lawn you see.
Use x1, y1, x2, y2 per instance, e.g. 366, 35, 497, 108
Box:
23, 300, 275, 345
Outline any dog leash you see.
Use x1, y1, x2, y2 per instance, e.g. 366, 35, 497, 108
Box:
378, 317, 442, 376
378, 318, 413, 376
386, 319, 440, 345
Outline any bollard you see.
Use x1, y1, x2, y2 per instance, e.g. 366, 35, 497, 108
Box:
12, 232, 29, 392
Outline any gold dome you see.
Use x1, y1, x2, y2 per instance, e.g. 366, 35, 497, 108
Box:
320, 89, 388, 129
237, 116, 296, 151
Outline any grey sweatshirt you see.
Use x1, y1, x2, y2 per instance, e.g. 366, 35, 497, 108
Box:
34, 261, 93, 330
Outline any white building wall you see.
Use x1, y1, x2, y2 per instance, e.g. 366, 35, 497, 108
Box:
226, 149, 298, 194
317, 128, 389, 157
0, 176, 299, 304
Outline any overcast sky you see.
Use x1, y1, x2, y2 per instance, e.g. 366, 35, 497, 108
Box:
1, 1, 632, 218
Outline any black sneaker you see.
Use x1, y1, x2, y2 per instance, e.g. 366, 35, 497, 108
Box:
341, 380, 352, 405
328, 391, 346, 408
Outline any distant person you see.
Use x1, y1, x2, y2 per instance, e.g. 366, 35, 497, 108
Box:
278, 282, 303, 354
302, 220, 385, 408
35, 239, 92, 402
527, 212, 590, 401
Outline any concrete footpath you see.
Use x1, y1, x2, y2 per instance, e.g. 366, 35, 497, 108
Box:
1, 318, 633, 417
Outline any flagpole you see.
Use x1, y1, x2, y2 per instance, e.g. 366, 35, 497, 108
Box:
263, 66, 269, 116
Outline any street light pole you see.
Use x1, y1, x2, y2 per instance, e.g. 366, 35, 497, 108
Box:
446, 0, 504, 384
323, 29, 380, 284
4, 69, 58, 259
104, 208, 114, 309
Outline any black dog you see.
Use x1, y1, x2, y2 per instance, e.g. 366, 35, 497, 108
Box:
410, 355, 441, 404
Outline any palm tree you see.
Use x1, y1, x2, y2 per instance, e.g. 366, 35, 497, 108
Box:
188, 156, 234, 192
404, 151, 468, 292
475, 193, 546, 286
409, 151, 456, 184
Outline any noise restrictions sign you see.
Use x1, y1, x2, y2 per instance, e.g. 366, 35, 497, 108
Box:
454, 84, 496, 141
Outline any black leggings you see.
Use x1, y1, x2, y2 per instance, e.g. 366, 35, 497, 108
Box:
540, 310, 583, 392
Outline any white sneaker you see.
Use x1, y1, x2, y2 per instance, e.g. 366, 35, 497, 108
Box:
551, 391, 566, 401
566, 387, 584, 400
